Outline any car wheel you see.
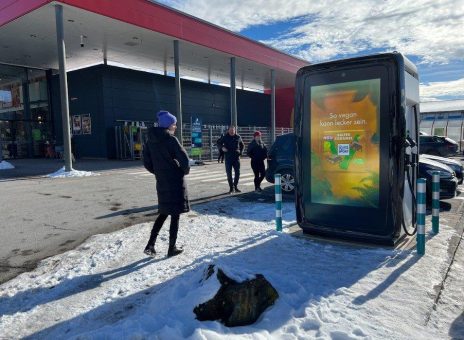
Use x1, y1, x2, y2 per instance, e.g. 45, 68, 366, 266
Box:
279, 170, 295, 193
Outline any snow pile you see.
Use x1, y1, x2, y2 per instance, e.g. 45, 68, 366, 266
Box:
189, 159, 205, 166
0, 198, 462, 339
0, 160, 14, 170
46, 166, 95, 178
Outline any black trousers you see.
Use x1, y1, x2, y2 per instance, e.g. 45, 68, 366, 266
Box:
217, 150, 224, 163
146, 213, 179, 247
251, 160, 265, 189
225, 158, 240, 188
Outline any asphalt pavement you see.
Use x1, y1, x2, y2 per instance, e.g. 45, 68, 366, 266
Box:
1, 157, 463, 289
0, 158, 271, 284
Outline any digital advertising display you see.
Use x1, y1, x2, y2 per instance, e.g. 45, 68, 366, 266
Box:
191, 117, 203, 156
310, 79, 380, 208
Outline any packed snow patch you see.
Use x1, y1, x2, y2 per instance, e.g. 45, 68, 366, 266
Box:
189, 159, 204, 166
0, 160, 14, 170
46, 166, 95, 178
0, 197, 462, 339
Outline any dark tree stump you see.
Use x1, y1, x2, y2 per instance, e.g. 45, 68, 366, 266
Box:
194, 266, 279, 327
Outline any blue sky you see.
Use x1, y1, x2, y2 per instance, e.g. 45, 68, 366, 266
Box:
158, 0, 464, 102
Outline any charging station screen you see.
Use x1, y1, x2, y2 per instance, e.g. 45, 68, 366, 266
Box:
310, 79, 380, 208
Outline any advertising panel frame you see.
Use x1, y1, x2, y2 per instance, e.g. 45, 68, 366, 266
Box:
294, 53, 408, 245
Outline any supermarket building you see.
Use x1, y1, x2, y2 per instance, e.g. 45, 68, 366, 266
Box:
0, 0, 308, 161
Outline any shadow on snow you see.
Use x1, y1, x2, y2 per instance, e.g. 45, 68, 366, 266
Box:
2, 197, 427, 338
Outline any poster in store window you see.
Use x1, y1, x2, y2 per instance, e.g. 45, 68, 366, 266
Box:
72, 115, 82, 135
11, 86, 21, 107
81, 114, 91, 135
32, 129, 42, 141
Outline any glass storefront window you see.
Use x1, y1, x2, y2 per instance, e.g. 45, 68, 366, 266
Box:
0, 64, 51, 158
28, 68, 52, 157
0, 65, 26, 158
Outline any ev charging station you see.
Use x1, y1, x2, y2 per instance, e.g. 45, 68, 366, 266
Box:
294, 53, 420, 245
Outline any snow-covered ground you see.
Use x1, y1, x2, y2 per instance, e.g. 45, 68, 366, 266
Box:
189, 159, 204, 166
0, 198, 462, 339
46, 167, 95, 178
0, 160, 14, 170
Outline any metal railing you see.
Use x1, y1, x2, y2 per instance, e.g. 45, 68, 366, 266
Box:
181, 124, 293, 161
114, 122, 293, 160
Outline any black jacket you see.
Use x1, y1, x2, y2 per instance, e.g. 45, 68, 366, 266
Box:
217, 133, 244, 161
247, 140, 267, 162
143, 127, 190, 215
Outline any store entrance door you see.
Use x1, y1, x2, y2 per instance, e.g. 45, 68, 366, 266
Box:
114, 121, 150, 160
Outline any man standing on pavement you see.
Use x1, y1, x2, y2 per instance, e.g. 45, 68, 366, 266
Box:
142, 110, 190, 258
217, 125, 244, 193
247, 131, 268, 192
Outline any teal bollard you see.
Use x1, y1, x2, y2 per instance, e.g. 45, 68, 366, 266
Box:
275, 174, 282, 232
432, 172, 440, 234
416, 178, 426, 255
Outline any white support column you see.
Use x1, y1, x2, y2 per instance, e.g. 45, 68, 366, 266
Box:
174, 40, 183, 143
55, 4, 73, 171
230, 57, 237, 127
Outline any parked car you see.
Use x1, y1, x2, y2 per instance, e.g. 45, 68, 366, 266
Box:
418, 156, 458, 200
419, 135, 459, 157
421, 154, 463, 184
265, 133, 295, 194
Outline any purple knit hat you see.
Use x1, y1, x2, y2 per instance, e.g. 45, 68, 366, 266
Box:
157, 110, 177, 128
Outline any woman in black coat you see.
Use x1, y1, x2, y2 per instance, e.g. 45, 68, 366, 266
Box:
247, 131, 268, 192
143, 111, 190, 257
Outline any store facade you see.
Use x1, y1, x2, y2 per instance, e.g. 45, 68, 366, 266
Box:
1, 61, 276, 160
0, 0, 308, 163
0, 63, 53, 158
51, 64, 272, 159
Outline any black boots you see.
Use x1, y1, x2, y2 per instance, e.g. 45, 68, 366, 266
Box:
144, 244, 156, 257
144, 228, 158, 257
167, 233, 183, 257
144, 243, 183, 257
145, 214, 183, 258
167, 245, 184, 257
166, 229, 183, 257
229, 186, 241, 193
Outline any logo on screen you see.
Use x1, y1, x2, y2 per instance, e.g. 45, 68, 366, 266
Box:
338, 144, 350, 156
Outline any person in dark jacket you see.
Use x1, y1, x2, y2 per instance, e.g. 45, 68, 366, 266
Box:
217, 125, 244, 193
216, 132, 225, 163
247, 131, 268, 192
143, 110, 190, 257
